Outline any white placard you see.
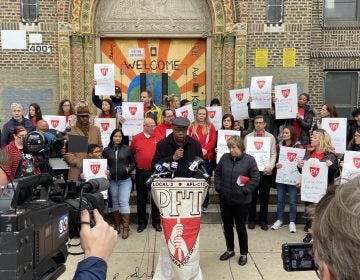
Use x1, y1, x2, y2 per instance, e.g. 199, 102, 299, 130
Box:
301, 161, 328, 203
206, 106, 222, 130
128, 48, 145, 60
83, 159, 108, 180
274, 84, 298, 119
29, 33, 42, 44
83, 158, 108, 198
341, 150, 360, 184
245, 137, 271, 171
175, 104, 194, 123
166, 129, 173, 137
1, 30, 27, 49
276, 146, 305, 185
229, 88, 249, 120
121, 102, 144, 136
94, 118, 116, 148
322, 118, 347, 153
94, 64, 115, 96
216, 130, 241, 163
43, 115, 66, 132
250, 76, 273, 109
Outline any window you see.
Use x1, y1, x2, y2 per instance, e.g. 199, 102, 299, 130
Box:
266, 0, 284, 25
21, 0, 39, 24
324, 71, 359, 118
323, 0, 360, 27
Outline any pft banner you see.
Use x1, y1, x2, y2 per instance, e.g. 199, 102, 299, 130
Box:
151, 178, 208, 280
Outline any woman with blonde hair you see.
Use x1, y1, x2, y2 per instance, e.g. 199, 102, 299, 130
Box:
188, 106, 217, 212
163, 94, 179, 113
297, 128, 339, 243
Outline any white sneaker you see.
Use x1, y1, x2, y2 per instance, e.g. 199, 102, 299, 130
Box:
271, 220, 282, 230
289, 222, 296, 233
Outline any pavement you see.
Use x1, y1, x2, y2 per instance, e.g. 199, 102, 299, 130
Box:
58, 223, 318, 280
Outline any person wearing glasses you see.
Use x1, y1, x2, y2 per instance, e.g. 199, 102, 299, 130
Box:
57, 99, 76, 127
2, 126, 39, 180
312, 178, 360, 280
1, 103, 35, 148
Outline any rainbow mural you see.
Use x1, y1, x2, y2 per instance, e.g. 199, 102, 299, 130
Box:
101, 38, 206, 109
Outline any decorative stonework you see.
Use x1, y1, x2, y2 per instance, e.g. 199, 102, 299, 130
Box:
70, 34, 85, 103
223, 0, 235, 25
71, 0, 81, 31
83, 34, 95, 104
58, 22, 72, 100
95, 0, 212, 35
222, 36, 235, 109
212, 34, 224, 100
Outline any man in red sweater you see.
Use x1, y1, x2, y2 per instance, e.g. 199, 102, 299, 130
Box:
154, 109, 174, 140
130, 117, 162, 232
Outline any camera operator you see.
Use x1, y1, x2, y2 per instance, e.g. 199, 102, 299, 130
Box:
311, 179, 360, 280
74, 209, 118, 280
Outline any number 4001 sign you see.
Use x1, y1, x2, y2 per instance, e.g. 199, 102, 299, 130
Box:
29, 45, 53, 53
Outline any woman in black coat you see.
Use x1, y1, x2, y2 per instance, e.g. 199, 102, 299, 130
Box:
215, 135, 260, 266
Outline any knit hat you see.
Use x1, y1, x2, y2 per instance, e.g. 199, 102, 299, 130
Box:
299, 93, 310, 102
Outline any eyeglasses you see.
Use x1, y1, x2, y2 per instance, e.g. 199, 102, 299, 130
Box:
255, 122, 264, 124
62, 104, 70, 107
16, 134, 27, 139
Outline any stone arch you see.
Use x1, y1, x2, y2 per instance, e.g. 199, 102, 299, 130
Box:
63, 0, 239, 107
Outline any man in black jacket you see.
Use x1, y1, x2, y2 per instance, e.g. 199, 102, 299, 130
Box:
152, 117, 203, 178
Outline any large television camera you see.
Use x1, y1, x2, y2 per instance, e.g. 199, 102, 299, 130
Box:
0, 174, 109, 280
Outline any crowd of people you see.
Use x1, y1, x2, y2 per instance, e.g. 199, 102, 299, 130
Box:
0, 84, 359, 279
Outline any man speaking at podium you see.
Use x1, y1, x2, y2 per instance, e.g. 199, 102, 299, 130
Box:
152, 117, 203, 177
151, 117, 206, 280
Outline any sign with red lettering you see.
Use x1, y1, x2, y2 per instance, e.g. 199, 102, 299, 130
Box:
341, 151, 360, 184
301, 161, 328, 203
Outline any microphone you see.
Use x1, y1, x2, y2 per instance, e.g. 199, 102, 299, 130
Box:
145, 163, 170, 186
170, 161, 178, 178
81, 178, 110, 193
189, 156, 204, 171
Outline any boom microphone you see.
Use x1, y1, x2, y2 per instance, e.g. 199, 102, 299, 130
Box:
82, 178, 110, 193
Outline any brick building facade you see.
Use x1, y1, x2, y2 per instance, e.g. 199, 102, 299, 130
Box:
0, 0, 359, 123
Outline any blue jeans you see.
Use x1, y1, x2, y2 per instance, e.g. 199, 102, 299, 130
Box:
110, 177, 132, 214
276, 183, 298, 223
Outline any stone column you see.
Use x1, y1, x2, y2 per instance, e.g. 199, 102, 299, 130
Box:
234, 23, 248, 89
58, 23, 72, 101
221, 35, 235, 110
212, 34, 224, 104
70, 33, 85, 104
83, 34, 95, 105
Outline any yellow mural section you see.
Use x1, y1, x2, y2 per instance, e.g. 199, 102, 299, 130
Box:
101, 38, 206, 108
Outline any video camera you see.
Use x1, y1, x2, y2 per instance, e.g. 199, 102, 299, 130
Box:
0, 174, 109, 279
281, 243, 316, 272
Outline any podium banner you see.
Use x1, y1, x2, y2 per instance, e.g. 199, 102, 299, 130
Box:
151, 178, 208, 280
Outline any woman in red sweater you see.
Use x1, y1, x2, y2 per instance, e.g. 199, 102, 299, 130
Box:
3, 126, 39, 180
188, 106, 217, 212
98, 98, 116, 118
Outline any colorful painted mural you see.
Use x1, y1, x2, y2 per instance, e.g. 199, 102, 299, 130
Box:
101, 38, 206, 109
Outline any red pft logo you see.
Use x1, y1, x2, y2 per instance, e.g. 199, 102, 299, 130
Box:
310, 166, 320, 178
101, 122, 110, 132
90, 164, 100, 175
100, 67, 108, 76
281, 89, 290, 98
254, 141, 263, 150
329, 122, 339, 132
224, 134, 233, 141
51, 119, 59, 128
162, 217, 200, 264
257, 80, 266, 89
236, 92, 244, 102
353, 157, 360, 168
208, 111, 216, 119
287, 152, 297, 162
129, 107, 137, 116
181, 110, 188, 118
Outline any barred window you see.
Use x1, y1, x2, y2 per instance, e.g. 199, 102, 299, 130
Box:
21, 0, 39, 24
324, 71, 359, 118
266, 0, 284, 24
323, 0, 360, 27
